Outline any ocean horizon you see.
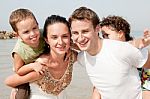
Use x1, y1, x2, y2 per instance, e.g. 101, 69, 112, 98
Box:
131, 31, 144, 38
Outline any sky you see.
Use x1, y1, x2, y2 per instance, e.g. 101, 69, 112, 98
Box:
1, 0, 150, 32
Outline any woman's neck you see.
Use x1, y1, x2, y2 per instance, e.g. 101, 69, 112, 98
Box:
50, 51, 66, 63
47, 51, 69, 69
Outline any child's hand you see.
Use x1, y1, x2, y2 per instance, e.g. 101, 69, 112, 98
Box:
30, 62, 43, 73
37, 64, 45, 75
31, 63, 45, 75
133, 29, 150, 49
143, 29, 150, 46
131, 38, 144, 49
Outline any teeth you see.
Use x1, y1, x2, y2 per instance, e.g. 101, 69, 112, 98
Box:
30, 37, 36, 40
79, 42, 86, 45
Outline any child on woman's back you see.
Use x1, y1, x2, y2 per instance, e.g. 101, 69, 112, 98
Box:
7, 8, 45, 99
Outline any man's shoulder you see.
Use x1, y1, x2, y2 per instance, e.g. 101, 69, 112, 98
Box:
103, 39, 132, 47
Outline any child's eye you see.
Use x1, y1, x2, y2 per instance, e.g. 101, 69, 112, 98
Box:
23, 31, 29, 34
33, 27, 37, 30
102, 33, 109, 38
33, 27, 38, 31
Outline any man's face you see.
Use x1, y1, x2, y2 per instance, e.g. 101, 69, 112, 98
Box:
71, 19, 98, 52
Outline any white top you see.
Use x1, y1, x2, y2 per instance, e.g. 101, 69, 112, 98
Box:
77, 39, 148, 99
30, 83, 67, 99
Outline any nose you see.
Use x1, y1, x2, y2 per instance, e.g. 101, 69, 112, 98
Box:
58, 37, 63, 45
77, 34, 84, 42
30, 31, 35, 36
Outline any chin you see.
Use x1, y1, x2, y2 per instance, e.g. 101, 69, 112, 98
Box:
78, 46, 87, 51
56, 50, 66, 54
77, 43, 88, 51
32, 40, 39, 44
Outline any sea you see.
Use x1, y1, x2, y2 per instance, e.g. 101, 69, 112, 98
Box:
0, 31, 147, 99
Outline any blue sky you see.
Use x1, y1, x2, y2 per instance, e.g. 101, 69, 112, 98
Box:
1, 0, 150, 32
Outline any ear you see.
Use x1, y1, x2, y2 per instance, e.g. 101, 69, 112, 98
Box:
118, 30, 124, 38
13, 31, 19, 38
95, 24, 101, 35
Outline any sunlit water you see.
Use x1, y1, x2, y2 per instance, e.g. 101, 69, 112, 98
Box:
0, 39, 17, 99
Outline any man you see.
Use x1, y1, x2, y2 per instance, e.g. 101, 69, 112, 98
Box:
69, 6, 150, 99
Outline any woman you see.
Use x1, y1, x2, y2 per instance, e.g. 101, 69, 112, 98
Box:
5, 15, 78, 99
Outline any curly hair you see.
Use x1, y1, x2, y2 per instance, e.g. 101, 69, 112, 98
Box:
100, 15, 133, 41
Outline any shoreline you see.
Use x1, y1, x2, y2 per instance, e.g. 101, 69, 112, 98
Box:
0, 31, 15, 39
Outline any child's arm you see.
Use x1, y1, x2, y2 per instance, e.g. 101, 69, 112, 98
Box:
17, 62, 43, 76
13, 53, 25, 73
92, 87, 101, 99
143, 50, 150, 69
129, 29, 150, 48
13, 53, 43, 76
5, 71, 42, 88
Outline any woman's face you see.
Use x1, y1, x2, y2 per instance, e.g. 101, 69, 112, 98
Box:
45, 23, 70, 55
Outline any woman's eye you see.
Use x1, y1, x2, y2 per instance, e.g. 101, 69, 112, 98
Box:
63, 35, 69, 38
51, 36, 57, 39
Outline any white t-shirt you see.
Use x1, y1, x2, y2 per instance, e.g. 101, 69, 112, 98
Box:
77, 39, 148, 99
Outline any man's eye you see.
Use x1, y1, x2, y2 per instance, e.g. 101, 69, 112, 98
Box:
82, 30, 88, 34
72, 32, 78, 35
63, 35, 69, 38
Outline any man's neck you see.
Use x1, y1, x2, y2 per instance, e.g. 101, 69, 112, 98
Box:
87, 37, 102, 56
